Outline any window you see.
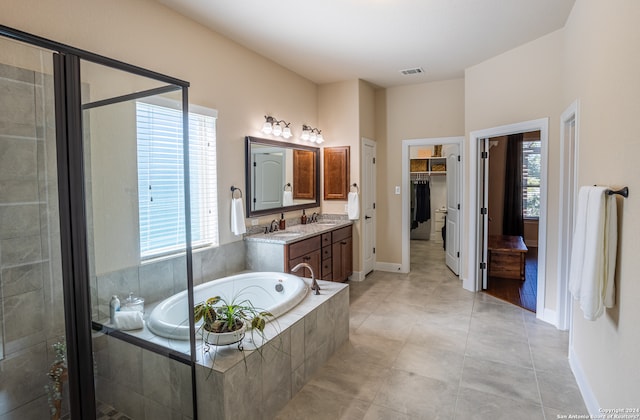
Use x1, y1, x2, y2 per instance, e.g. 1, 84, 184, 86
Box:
522, 140, 540, 218
136, 101, 218, 259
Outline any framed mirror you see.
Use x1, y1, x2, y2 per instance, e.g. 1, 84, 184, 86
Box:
245, 136, 320, 217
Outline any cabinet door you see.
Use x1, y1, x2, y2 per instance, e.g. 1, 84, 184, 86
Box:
332, 236, 352, 282
323, 146, 350, 200
288, 249, 321, 280
293, 149, 316, 199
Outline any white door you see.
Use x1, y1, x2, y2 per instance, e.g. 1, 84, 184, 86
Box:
253, 153, 284, 211
479, 138, 490, 289
362, 138, 376, 276
444, 144, 460, 274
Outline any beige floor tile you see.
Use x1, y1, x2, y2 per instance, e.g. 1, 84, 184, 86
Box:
537, 369, 589, 413
460, 357, 540, 405
393, 342, 465, 383
275, 382, 370, 420
455, 387, 545, 420
362, 403, 411, 420
373, 368, 458, 419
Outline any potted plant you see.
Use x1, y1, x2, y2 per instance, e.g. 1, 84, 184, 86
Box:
193, 296, 273, 347
45, 341, 67, 420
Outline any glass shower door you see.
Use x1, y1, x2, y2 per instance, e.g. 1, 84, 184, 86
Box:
79, 59, 195, 419
0, 36, 69, 418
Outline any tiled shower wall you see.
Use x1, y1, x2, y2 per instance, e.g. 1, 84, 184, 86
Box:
0, 63, 66, 417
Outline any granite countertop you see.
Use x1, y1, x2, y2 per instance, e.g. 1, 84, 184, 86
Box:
244, 219, 353, 244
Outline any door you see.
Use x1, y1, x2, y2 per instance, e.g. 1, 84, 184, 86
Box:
253, 152, 284, 211
362, 138, 377, 276
479, 138, 490, 289
444, 144, 460, 274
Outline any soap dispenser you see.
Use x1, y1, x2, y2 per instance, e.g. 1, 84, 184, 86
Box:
279, 213, 286, 230
301, 209, 307, 225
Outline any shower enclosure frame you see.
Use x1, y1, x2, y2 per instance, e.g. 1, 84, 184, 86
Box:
0, 24, 198, 420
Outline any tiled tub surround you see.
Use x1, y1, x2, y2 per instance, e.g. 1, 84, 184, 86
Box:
93, 278, 349, 420
196, 280, 349, 420
0, 63, 66, 417
91, 240, 246, 323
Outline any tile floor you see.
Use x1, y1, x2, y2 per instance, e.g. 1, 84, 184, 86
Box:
276, 240, 588, 420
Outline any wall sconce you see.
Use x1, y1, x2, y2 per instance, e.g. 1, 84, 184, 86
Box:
262, 115, 292, 139
300, 124, 324, 144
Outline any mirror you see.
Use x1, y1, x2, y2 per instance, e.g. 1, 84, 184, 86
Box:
245, 136, 320, 217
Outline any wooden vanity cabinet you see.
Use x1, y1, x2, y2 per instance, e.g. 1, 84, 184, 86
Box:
284, 225, 352, 282
331, 226, 353, 282
286, 235, 322, 280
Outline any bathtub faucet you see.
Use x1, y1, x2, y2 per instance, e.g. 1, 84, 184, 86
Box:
291, 263, 321, 295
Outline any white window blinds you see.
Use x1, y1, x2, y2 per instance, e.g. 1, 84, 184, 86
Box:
136, 101, 218, 259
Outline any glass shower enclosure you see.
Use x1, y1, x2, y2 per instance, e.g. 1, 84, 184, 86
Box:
0, 25, 197, 419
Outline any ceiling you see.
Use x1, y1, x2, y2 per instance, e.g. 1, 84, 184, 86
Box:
157, 0, 575, 88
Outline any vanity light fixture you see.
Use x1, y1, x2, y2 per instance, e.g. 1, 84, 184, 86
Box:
262, 115, 292, 139
301, 124, 324, 144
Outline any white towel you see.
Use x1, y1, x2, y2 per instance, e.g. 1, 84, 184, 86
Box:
231, 197, 246, 235
347, 192, 359, 220
283, 190, 294, 206
114, 311, 144, 330
568, 186, 617, 320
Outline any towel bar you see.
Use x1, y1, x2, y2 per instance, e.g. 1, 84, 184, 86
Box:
606, 186, 629, 198
231, 186, 242, 198
283, 183, 292, 191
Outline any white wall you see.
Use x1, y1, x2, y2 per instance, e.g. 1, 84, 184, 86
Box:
563, 0, 640, 409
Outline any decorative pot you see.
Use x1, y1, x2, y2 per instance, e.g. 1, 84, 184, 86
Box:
201, 322, 246, 346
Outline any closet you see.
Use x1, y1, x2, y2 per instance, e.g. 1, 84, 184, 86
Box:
409, 148, 447, 242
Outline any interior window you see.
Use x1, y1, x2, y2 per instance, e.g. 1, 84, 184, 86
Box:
136, 102, 219, 259
522, 140, 541, 219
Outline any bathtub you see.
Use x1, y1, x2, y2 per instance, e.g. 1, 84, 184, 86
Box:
147, 271, 309, 340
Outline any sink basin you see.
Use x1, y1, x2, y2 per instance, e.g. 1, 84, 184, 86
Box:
272, 232, 303, 238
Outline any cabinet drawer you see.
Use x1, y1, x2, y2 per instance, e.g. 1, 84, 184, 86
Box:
288, 236, 322, 260
321, 232, 332, 246
321, 260, 332, 279
332, 225, 352, 243
322, 246, 332, 260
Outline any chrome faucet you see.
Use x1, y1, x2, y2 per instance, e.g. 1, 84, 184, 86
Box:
310, 212, 318, 223
291, 262, 321, 295
269, 219, 279, 232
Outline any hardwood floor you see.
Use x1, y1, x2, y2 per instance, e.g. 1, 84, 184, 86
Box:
484, 247, 538, 312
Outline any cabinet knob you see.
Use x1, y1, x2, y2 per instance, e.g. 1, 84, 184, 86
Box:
341, 241, 347, 245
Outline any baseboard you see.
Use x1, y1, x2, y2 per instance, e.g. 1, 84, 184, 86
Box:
375, 261, 403, 273
539, 307, 558, 327
569, 346, 600, 416
348, 270, 365, 282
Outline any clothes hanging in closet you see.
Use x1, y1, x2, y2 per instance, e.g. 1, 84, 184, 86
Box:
415, 181, 431, 223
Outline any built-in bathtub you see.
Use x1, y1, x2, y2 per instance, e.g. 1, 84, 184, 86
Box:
147, 271, 309, 340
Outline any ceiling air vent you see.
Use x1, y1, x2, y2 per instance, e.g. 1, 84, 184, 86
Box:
399, 67, 424, 76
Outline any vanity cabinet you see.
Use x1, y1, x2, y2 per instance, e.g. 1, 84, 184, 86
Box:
331, 226, 353, 282
286, 235, 322, 280
284, 225, 352, 282
324, 146, 350, 200
246, 223, 353, 282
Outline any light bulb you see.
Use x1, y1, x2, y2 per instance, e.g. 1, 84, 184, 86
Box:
262, 121, 272, 134
301, 128, 310, 141
309, 131, 317, 142
282, 126, 292, 139
272, 122, 283, 136
315, 133, 324, 144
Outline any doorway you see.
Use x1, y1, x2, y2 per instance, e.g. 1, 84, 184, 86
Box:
401, 136, 463, 276
480, 132, 541, 312
469, 118, 549, 322
361, 138, 376, 277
